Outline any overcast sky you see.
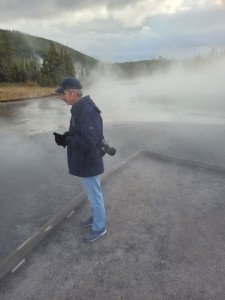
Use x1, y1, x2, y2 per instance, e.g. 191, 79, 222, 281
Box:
0, 0, 225, 62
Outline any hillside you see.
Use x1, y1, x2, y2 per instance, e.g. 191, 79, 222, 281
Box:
1, 28, 223, 85
0, 29, 99, 69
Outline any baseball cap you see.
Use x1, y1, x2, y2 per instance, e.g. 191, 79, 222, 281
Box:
55, 77, 82, 93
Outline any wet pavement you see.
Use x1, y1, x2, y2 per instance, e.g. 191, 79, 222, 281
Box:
0, 151, 225, 299
1, 117, 225, 263
1, 93, 225, 297
0, 100, 134, 262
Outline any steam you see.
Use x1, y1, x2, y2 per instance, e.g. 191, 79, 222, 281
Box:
88, 57, 225, 124
1, 56, 225, 139
1, 55, 225, 264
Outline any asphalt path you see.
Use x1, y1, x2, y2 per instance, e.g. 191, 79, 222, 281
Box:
1, 95, 225, 284
0, 97, 143, 263
0, 151, 225, 299
1, 97, 225, 263
0, 105, 134, 262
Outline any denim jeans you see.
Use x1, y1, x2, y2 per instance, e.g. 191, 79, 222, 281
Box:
80, 176, 105, 231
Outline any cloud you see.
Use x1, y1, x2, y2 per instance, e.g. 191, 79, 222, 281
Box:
108, 0, 190, 27
0, 0, 222, 24
0, 0, 224, 61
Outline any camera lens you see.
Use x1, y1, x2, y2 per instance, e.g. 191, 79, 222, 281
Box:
108, 147, 116, 156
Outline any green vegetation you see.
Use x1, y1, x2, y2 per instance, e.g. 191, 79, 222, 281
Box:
38, 41, 75, 86
0, 29, 224, 89
113, 57, 173, 78
0, 29, 98, 86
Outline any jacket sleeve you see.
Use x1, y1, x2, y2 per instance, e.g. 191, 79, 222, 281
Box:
67, 110, 101, 153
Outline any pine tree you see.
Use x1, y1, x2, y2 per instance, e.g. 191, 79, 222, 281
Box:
61, 49, 75, 77
0, 31, 13, 82
40, 42, 61, 85
39, 42, 75, 86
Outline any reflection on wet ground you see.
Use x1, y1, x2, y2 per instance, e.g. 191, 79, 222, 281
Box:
0, 97, 70, 136
1, 95, 225, 263
1, 92, 225, 137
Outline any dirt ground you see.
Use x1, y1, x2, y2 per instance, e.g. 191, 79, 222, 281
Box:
0, 152, 225, 299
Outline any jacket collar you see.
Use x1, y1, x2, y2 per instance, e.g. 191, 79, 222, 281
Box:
70, 95, 91, 119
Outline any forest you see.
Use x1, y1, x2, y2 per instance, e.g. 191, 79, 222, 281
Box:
0, 29, 98, 86
0, 29, 224, 86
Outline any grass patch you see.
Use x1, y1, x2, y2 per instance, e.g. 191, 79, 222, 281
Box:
0, 82, 55, 102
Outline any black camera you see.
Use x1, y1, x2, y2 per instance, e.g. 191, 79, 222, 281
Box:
101, 141, 116, 156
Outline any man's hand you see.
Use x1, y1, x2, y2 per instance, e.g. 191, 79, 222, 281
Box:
53, 132, 68, 148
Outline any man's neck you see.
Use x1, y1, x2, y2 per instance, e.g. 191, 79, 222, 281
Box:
71, 96, 82, 105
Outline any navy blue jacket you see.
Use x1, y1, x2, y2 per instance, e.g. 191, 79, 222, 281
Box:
66, 95, 104, 177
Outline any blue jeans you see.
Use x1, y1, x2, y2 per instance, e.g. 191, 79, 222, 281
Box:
80, 176, 105, 231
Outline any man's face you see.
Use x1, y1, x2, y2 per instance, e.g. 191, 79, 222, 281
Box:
60, 90, 78, 105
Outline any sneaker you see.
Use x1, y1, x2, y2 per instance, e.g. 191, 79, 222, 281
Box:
80, 216, 93, 227
84, 228, 107, 242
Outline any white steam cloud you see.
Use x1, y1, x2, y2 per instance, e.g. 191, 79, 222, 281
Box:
88, 58, 225, 125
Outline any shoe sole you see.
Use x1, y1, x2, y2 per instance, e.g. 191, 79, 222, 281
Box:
84, 229, 107, 242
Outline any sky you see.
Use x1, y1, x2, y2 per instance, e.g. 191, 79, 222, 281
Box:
0, 0, 225, 62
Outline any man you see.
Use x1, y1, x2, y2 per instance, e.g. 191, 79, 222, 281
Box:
53, 77, 106, 242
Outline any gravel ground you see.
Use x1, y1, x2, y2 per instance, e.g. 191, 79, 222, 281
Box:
0, 152, 225, 300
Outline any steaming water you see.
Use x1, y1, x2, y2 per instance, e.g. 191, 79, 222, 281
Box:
90, 59, 225, 126
0, 83, 225, 138
2, 56, 225, 136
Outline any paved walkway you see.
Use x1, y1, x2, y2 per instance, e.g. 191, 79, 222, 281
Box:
0, 152, 225, 299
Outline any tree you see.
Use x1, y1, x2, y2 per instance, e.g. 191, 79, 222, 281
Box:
0, 31, 13, 82
39, 42, 75, 86
61, 49, 75, 77
41, 42, 62, 84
